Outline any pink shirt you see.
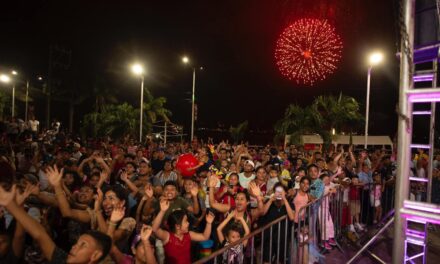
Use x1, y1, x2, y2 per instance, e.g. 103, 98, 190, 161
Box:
293, 192, 309, 223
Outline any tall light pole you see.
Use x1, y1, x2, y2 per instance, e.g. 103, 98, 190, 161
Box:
0, 74, 12, 117
364, 52, 384, 149
11, 71, 18, 118
182, 56, 199, 142
132, 64, 145, 143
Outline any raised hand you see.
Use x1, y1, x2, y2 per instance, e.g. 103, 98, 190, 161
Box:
46, 165, 64, 187
29, 183, 41, 196
110, 202, 125, 223
120, 171, 129, 182
207, 175, 219, 188
140, 225, 153, 242
144, 184, 154, 199
190, 184, 199, 197
206, 212, 215, 224
94, 188, 103, 211
16, 184, 33, 206
0, 185, 16, 207
227, 210, 236, 219
248, 182, 261, 197
160, 198, 169, 212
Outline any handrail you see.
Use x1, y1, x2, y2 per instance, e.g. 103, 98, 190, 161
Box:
346, 217, 395, 264
193, 215, 288, 264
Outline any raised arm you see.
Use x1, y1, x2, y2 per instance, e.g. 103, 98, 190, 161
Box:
11, 184, 34, 259
77, 156, 92, 180
107, 203, 127, 264
151, 199, 170, 244
190, 212, 214, 241
216, 212, 234, 243
282, 192, 295, 221
47, 165, 91, 223
237, 215, 250, 246
188, 184, 200, 215
0, 185, 56, 262
121, 171, 139, 196
208, 175, 230, 213
140, 225, 158, 264
249, 182, 264, 219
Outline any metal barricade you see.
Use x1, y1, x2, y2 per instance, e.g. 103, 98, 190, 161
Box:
295, 186, 343, 264
194, 186, 345, 264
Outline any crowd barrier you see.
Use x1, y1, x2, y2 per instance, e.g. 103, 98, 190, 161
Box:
193, 181, 398, 264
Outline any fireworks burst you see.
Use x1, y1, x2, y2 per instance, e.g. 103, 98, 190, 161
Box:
275, 18, 343, 85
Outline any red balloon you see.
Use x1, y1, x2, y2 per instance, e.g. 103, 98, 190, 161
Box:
176, 153, 199, 177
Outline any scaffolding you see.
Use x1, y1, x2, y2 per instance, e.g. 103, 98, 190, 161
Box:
393, 0, 440, 263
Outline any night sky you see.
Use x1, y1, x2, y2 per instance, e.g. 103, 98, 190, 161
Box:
0, 0, 402, 140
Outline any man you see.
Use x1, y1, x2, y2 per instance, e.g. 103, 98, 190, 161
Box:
28, 116, 39, 135
151, 149, 167, 175
238, 160, 256, 189
151, 181, 199, 221
0, 185, 111, 264
357, 163, 373, 226
215, 148, 228, 169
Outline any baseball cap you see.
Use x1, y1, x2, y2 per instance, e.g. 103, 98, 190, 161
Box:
244, 160, 255, 168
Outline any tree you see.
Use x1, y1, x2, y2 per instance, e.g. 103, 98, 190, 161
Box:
229, 120, 249, 143
142, 89, 172, 133
275, 93, 363, 148
313, 93, 364, 133
274, 104, 321, 145
80, 91, 171, 139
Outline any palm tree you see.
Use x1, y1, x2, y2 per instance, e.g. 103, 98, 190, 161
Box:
313, 93, 364, 134
92, 77, 118, 113
275, 93, 363, 147
274, 104, 321, 145
142, 89, 171, 133
229, 120, 249, 143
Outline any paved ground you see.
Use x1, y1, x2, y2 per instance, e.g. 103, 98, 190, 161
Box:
324, 224, 440, 263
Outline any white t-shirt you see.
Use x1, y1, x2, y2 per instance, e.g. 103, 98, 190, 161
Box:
238, 172, 255, 189
29, 120, 39, 132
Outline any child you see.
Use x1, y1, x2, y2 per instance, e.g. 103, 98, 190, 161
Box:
107, 204, 157, 264
152, 199, 215, 264
215, 173, 243, 209
349, 176, 363, 232
266, 167, 280, 194
370, 171, 384, 225
319, 173, 337, 250
217, 211, 250, 264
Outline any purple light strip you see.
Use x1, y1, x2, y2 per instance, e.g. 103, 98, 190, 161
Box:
406, 237, 426, 246
406, 229, 426, 238
413, 74, 434, 82
409, 92, 440, 103
410, 144, 430, 149
403, 200, 440, 213
409, 177, 429, 182
412, 111, 432, 115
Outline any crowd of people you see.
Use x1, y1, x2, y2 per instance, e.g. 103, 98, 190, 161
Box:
0, 120, 439, 264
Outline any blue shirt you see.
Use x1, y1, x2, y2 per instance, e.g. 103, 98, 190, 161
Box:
310, 178, 325, 199
357, 171, 373, 189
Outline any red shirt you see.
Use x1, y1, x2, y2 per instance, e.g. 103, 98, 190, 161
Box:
216, 185, 244, 208
349, 186, 360, 200
164, 233, 191, 264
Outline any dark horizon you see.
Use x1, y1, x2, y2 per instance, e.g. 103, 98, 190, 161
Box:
0, 0, 403, 141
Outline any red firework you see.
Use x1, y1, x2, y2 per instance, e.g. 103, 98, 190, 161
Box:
275, 18, 343, 85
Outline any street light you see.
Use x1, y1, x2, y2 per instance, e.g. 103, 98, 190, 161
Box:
364, 51, 384, 148
0, 74, 15, 118
182, 55, 200, 142
131, 63, 145, 142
